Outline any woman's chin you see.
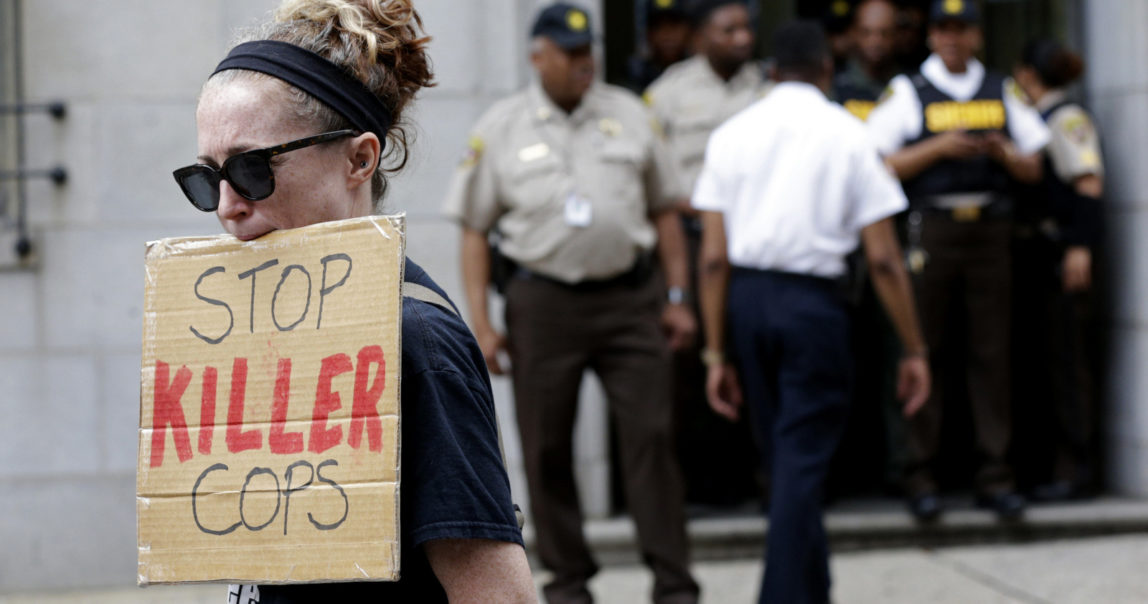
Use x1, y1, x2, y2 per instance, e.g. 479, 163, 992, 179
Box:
231, 229, 272, 241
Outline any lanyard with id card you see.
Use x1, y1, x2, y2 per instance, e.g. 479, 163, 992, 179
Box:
564, 191, 592, 228
528, 108, 597, 229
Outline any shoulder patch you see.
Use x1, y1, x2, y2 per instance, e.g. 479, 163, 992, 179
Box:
1005, 78, 1028, 103
875, 85, 894, 106
1059, 113, 1094, 145
459, 135, 484, 168
650, 115, 665, 139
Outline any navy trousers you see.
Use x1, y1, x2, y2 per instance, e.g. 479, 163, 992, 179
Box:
728, 268, 853, 604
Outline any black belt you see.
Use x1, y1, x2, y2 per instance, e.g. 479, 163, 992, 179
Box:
513, 255, 654, 292
913, 194, 1012, 222
731, 266, 841, 292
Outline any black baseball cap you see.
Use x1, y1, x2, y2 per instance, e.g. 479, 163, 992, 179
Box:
929, 0, 979, 24
648, 0, 688, 21
531, 3, 594, 49
689, 0, 749, 27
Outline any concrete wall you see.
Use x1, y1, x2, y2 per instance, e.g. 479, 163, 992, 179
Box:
1084, 0, 1148, 497
0, 0, 611, 592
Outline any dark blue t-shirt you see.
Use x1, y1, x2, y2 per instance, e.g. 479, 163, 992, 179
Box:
240, 259, 522, 603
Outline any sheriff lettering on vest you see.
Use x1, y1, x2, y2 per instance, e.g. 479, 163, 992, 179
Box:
866, 0, 1050, 523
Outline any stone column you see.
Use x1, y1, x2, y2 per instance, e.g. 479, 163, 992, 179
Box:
1083, 0, 1148, 496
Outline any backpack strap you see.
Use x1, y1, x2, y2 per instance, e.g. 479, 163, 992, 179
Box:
402, 279, 525, 530
403, 281, 457, 317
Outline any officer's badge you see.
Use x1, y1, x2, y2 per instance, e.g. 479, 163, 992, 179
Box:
567, 9, 588, 32
944, 0, 964, 15
832, 0, 850, 17
599, 118, 623, 137
460, 135, 483, 168
656, 0, 674, 9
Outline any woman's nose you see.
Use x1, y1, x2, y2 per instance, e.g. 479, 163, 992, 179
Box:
215, 180, 252, 221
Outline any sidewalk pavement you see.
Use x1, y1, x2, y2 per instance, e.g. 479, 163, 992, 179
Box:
5, 498, 1147, 603
4, 533, 1145, 603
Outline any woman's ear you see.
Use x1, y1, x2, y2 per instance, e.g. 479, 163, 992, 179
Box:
347, 132, 382, 190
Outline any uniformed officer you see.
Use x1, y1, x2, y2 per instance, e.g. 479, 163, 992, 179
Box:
626, 0, 693, 94
642, 0, 767, 507
1012, 39, 1104, 502
828, 0, 907, 502
694, 21, 930, 603
834, 0, 900, 121
443, 4, 699, 603
645, 0, 767, 199
866, 0, 1051, 522
823, 0, 855, 74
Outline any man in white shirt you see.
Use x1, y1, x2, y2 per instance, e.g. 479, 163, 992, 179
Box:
694, 20, 930, 604
866, 0, 1050, 523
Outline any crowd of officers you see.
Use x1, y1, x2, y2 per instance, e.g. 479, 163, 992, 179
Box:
443, 1, 1105, 602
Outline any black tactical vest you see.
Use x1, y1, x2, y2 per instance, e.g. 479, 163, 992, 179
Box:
902, 70, 1010, 202
834, 78, 881, 122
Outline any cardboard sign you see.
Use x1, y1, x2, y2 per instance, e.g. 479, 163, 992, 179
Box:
137, 215, 405, 586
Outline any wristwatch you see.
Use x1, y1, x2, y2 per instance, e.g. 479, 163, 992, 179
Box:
666, 286, 690, 305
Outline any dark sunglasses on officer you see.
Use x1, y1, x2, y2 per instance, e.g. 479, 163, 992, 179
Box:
173, 129, 357, 212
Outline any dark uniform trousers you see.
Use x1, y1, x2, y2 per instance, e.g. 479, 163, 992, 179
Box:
728, 268, 852, 604
505, 272, 698, 604
905, 215, 1014, 496
1011, 231, 1096, 487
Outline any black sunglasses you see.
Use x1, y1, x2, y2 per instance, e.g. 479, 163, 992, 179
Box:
173, 129, 358, 212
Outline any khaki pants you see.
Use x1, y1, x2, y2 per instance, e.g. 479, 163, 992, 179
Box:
905, 217, 1015, 496
505, 274, 697, 604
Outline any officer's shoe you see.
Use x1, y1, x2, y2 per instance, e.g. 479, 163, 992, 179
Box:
975, 491, 1026, 521
907, 493, 943, 523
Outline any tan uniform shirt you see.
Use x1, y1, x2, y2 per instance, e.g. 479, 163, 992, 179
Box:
644, 55, 771, 192
1038, 91, 1104, 183
443, 82, 683, 284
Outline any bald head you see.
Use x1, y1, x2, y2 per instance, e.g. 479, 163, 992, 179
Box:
853, 0, 897, 70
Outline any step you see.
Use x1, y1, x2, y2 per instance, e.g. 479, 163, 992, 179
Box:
523, 496, 1148, 565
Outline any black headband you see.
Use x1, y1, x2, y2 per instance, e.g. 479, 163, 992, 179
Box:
212, 40, 392, 145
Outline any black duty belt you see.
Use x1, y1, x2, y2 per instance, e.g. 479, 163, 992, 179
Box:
914, 192, 1012, 222
513, 254, 654, 292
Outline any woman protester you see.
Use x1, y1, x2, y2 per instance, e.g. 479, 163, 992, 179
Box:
170, 0, 537, 601
1011, 38, 1104, 502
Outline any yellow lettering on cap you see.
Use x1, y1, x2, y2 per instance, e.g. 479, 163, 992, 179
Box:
832, 0, 850, 17
944, 0, 964, 15
656, 0, 673, 8
567, 10, 587, 32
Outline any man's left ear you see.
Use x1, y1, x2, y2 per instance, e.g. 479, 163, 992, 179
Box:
348, 132, 382, 188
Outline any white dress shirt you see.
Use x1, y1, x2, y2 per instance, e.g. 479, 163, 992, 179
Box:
692, 82, 908, 278
867, 54, 1050, 156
